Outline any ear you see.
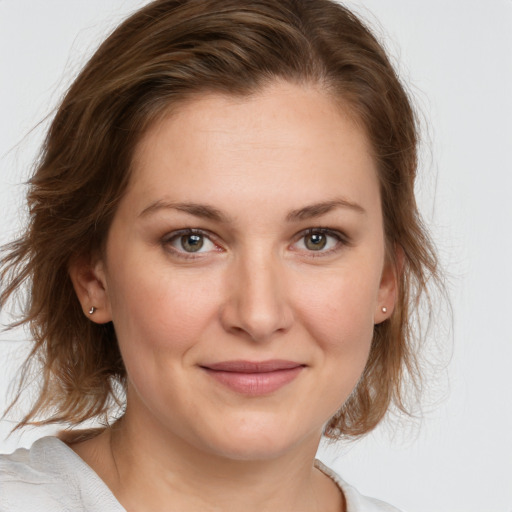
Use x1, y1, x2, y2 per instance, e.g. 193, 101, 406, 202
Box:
374, 245, 403, 325
68, 254, 112, 324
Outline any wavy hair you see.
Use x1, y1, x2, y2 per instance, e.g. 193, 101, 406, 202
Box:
1, 0, 441, 438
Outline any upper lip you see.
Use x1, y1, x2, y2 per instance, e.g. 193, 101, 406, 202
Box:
201, 360, 304, 373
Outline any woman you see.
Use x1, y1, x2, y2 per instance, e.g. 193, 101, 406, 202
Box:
0, 1, 440, 510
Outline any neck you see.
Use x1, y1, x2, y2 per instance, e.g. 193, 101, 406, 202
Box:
72, 410, 343, 512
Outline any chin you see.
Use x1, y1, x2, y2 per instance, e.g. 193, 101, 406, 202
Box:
191, 416, 320, 462
206, 438, 298, 462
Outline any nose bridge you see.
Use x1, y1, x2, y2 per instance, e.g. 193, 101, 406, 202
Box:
221, 243, 293, 342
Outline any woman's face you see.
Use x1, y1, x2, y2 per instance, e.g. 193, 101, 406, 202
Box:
90, 81, 396, 459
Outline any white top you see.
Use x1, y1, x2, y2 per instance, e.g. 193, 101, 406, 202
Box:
0, 437, 403, 512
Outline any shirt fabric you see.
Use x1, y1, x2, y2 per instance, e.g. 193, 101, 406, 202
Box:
0, 437, 403, 512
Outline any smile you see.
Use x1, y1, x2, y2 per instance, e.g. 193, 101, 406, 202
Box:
200, 360, 305, 395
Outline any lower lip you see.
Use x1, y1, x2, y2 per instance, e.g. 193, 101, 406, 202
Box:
202, 366, 304, 395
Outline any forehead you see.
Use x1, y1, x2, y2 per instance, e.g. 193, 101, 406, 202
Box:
126, 81, 380, 220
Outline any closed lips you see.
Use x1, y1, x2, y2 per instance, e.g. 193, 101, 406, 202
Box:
200, 360, 306, 395
201, 360, 305, 372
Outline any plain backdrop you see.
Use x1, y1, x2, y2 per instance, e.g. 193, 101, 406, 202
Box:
1, 1, 511, 511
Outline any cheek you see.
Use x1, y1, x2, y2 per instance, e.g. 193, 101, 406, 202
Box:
106, 267, 223, 415
107, 262, 222, 361
292, 262, 380, 350
292, 268, 379, 414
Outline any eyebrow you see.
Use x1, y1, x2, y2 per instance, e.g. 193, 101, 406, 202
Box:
139, 200, 230, 222
285, 198, 366, 221
139, 197, 366, 223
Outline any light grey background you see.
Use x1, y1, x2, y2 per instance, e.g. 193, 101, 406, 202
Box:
1, 1, 511, 511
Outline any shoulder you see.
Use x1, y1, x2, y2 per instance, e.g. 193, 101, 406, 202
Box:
314, 459, 405, 512
1, 437, 69, 511
0, 436, 124, 512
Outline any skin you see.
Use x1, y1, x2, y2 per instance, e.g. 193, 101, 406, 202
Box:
70, 81, 397, 512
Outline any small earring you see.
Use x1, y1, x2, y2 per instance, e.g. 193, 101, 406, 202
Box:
381, 306, 387, 313
89, 307, 96, 315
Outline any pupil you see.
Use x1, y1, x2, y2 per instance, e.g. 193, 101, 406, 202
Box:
306, 233, 326, 250
182, 234, 203, 252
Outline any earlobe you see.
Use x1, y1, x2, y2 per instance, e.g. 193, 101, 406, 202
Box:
68, 256, 112, 324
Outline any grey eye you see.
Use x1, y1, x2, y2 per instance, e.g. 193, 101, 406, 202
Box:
304, 233, 327, 251
165, 229, 218, 257
180, 234, 204, 252
292, 229, 343, 254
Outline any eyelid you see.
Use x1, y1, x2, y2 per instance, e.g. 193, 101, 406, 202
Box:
162, 228, 223, 259
161, 226, 349, 260
290, 227, 349, 256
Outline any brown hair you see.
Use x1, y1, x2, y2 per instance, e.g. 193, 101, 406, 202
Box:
1, 0, 440, 438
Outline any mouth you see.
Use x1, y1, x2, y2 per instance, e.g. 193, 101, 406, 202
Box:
200, 360, 306, 395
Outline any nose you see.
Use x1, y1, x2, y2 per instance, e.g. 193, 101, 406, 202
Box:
219, 250, 294, 343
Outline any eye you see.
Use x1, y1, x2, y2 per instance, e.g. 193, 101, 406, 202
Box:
163, 229, 219, 257
292, 228, 345, 254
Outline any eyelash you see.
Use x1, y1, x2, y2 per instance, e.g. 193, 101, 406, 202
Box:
292, 228, 348, 258
161, 227, 349, 260
161, 228, 221, 260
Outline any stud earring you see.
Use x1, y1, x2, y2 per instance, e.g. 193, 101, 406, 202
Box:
381, 306, 387, 313
89, 307, 96, 315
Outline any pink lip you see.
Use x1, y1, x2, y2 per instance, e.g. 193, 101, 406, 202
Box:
201, 360, 305, 395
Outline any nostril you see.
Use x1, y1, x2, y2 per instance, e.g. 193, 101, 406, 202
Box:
218, 263, 294, 341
